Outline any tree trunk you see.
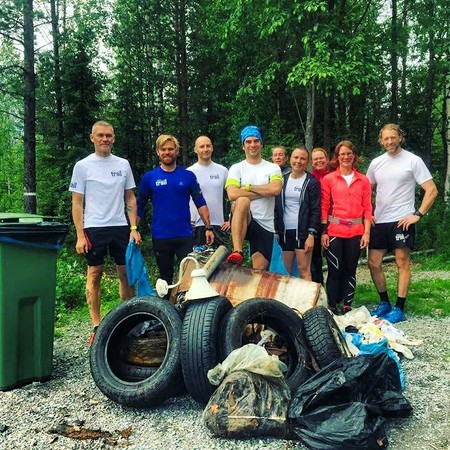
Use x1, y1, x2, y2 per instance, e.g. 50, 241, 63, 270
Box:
175, 0, 189, 165
390, 0, 398, 123
400, 0, 408, 122
323, 95, 331, 152
305, 83, 315, 150
23, 0, 36, 213
50, 0, 65, 155
423, 0, 435, 168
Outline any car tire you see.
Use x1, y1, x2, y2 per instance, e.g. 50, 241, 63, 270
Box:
90, 296, 183, 407
303, 305, 351, 370
219, 298, 312, 393
180, 296, 232, 404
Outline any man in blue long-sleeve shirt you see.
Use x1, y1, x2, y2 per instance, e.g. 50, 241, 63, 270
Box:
137, 134, 213, 288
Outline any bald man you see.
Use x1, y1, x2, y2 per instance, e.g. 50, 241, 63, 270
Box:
187, 135, 230, 247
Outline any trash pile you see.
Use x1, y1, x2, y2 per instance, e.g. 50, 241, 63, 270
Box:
334, 306, 423, 390
202, 305, 417, 449
90, 246, 419, 449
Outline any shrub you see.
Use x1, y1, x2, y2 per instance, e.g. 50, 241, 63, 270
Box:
55, 248, 122, 315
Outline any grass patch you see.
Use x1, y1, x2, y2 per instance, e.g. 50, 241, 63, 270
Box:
55, 296, 122, 338
412, 253, 450, 271
354, 253, 450, 318
356, 279, 450, 318
54, 250, 450, 335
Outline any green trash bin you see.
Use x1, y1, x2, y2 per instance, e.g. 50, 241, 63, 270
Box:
0, 213, 68, 390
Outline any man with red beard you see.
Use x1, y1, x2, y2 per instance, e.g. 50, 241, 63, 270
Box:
137, 134, 213, 289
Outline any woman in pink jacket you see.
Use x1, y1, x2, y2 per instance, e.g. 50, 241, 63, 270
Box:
321, 141, 372, 314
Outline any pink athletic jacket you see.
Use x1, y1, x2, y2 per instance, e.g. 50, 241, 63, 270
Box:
321, 168, 372, 238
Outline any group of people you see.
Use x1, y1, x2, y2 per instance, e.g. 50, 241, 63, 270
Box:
69, 121, 438, 344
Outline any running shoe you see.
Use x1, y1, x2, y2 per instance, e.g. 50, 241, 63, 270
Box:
342, 304, 352, 314
328, 307, 339, 316
227, 250, 243, 265
370, 301, 392, 317
383, 306, 407, 324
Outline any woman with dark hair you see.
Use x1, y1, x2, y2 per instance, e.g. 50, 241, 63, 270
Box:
321, 141, 372, 314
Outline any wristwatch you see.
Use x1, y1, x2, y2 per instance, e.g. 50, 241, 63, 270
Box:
414, 210, 424, 218
308, 228, 318, 237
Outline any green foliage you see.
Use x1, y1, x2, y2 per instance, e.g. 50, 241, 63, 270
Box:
0, 0, 449, 242
415, 178, 450, 254
55, 247, 124, 318
0, 114, 23, 212
55, 248, 86, 312
0, 39, 24, 212
288, 3, 381, 97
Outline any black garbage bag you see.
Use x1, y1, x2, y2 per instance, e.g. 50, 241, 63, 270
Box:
288, 353, 412, 449
203, 369, 291, 438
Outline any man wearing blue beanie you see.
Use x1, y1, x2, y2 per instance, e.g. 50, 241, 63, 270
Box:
240, 125, 263, 146
225, 125, 283, 269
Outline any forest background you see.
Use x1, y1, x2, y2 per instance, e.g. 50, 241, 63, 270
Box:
0, 0, 449, 312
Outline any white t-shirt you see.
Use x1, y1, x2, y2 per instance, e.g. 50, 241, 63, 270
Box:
366, 149, 432, 223
69, 153, 136, 228
187, 161, 228, 226
284, 174, 306, 229
342, 173, 354, 187
226, 159, 282, 232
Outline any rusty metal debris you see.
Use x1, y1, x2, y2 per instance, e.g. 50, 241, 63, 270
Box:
48, 421, 132, 447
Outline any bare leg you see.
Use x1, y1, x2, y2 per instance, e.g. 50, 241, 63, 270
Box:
86, 265, 103, 327
368, 249, 387, 292
252, 251, 269, 270
230, 197, 251, 252
282, 251, 295, 275
117, 264, 135, 300
295, 248, 312, 281
394, 247, 411, 298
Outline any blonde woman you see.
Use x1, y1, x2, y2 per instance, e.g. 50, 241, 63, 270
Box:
275, 147, 321, 279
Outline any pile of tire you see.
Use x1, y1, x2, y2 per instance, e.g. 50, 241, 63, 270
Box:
90, 297, 349, 407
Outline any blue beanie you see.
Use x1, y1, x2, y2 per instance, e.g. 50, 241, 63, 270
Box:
240, 125, 262, 146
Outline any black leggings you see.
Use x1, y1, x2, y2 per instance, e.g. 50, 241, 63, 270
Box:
152, 236, 193, 286
325, 236, 361, 309
311, 235, 324, 285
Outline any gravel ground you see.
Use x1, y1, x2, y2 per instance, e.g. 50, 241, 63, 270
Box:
0, 314, 449, 450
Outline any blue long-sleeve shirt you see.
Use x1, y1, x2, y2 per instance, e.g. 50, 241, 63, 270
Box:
137, 166, 206, 239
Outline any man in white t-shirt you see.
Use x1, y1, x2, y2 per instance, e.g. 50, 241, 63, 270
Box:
367, 123, 438, 323
188, 135, 230, 247
225, 125, 283, 269
69, 121, 141, 344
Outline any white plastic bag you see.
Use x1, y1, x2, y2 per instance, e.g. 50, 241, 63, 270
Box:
207, 343, 287, 386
